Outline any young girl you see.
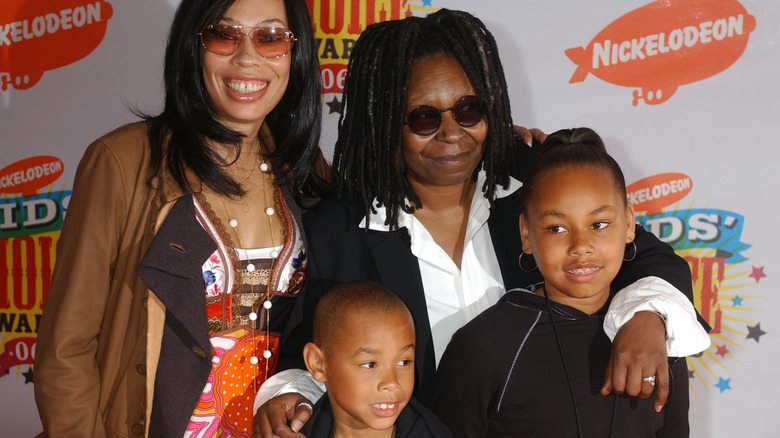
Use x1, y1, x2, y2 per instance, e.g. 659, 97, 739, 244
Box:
431, 128, 706, 437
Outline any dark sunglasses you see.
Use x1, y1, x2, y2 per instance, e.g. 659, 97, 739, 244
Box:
404, 95, 483, 136
199, 24, 296, 58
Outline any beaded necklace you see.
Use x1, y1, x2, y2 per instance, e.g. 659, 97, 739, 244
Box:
219, 151, 277, 388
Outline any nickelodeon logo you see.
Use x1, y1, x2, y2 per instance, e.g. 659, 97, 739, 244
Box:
0, 156, 64, 197
627, 172, 692, 215
1, 0, 113, 91
565, 0, 756, 105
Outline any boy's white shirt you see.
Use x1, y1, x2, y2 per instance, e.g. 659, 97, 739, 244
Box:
604, 276, 711, 356
253, 369, 325, 413
254, 174, 711, 410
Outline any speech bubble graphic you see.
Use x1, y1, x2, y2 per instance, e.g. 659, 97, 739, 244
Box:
1, 0, 113, 91
565, 0, 756, 105
627, 172, 692, 214
0, 156, 64, 196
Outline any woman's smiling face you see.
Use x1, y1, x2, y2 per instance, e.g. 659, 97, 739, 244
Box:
201, 0, 291, 135
402, 54, 487, 191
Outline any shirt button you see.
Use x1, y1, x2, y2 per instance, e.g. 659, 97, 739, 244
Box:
192, 347, 207, 358
131, 423, 144, 435
136, 364, 146, 375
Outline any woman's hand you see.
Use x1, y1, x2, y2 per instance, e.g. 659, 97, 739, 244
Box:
601, 310, 669, 412
252, 393, 313, 438
513, 125, 548, 147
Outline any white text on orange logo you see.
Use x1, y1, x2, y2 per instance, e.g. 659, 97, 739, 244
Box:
593, 14, 748, 69
0, 2, 105, 47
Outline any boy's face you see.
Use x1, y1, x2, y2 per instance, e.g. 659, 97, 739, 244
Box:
321, 308, 416, 435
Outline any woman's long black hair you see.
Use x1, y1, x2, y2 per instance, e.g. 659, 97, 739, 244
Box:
145, 0, 325, 198
332, 9, 515, 229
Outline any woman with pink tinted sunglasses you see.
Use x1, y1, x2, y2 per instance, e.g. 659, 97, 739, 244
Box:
33, 1, 329, 437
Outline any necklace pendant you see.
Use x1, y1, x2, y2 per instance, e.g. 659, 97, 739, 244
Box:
260, 162, 269, 172
265, 207, 275, 216
246, 262, 256, 272
229, 218, 238, 228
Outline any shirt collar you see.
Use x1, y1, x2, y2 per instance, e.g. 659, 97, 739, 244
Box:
360, 171, 522, 232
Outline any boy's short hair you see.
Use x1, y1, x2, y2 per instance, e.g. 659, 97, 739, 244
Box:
312, 280, 412, 351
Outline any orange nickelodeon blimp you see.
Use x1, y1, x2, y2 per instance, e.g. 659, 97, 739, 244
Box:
565, 0, 756, 106
1, 0, 113, 91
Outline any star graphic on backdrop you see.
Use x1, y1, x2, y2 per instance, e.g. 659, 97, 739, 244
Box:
731, 295, 744, 307
715, 344, 729, 358
715, 377, 731, 393
746, 323, 766, 342
687, 369, 695, 379
22, 367, 34, 384
422, 0, 433, 6
749, 266, 766, 283
326, 96, 343, 115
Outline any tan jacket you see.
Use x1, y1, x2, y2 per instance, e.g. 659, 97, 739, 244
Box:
34, 121, 327, 437
34, 122, 204, 437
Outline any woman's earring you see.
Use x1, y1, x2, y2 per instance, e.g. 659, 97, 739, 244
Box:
519, 251, 538, 272
623, 240, 637, 262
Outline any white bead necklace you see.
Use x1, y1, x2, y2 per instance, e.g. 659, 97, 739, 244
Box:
219, 156, 277, 378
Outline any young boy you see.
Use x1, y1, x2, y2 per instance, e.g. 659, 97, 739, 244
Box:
301, 280, 452, 438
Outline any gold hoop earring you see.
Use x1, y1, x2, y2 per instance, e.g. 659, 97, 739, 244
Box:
519, 251, 538, 272
623, 241, 637, 262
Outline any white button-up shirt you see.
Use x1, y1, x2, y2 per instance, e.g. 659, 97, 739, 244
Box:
361, 172, 521, 364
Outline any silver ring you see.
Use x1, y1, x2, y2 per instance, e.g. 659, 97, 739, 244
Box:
296, 401, 313, 411
642, 376, 656, 386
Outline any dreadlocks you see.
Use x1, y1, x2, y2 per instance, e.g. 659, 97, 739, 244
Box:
332, 9, 515, 229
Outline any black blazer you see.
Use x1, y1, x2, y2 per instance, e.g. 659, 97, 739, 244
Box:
280, 190, 699, 405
